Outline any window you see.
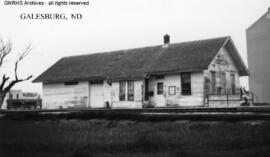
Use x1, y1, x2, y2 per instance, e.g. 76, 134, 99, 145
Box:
156, 75, 164, 79
221, 72, 226, 94
127, 81, 134, 101
64, 81, 78, 85
23, 93, 37, 97
119, 81, 126, 101
181, 72, 191, 95
157, 82, 164, 95
90, 80, 103, 84
16, 94, 19, 99
211, 71, 216, 94
119, 80, 135, 101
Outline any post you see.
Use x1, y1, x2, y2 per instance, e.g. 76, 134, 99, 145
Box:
227, 94, 229, 107
207, 94, 209, 107
252, 92, 254, 104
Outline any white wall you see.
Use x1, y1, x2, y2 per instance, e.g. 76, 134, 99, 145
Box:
43, 82, 89, 109
103, 81, 112, 104
148, 72, 205, 107
42, 80, 144, 109
167, 73, 204, 107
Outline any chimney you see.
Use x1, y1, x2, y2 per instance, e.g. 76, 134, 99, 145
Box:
164, 34, 170, 45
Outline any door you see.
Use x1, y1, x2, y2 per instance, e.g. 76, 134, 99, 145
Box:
156, 82, 166, 107
90, 84, 104, 108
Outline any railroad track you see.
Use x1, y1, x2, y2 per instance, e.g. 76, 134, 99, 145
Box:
1, 106, 270, 113
1, 107, 270, 121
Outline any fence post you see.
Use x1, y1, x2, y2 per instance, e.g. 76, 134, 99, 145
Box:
207, 94, 209, 107
252, 92, 254, 104
227, 94, 229, 107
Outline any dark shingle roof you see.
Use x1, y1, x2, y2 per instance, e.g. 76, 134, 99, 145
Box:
33, 36, 248, 83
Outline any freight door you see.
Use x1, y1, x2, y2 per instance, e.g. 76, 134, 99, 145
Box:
90, 84, 104, 108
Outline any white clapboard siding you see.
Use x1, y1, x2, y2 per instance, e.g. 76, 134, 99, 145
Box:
43, 82, 89, 109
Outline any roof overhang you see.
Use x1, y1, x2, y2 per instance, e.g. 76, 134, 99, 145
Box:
37, 76, 106, 84
148, 69, 203, 76
224, 37, 249, 76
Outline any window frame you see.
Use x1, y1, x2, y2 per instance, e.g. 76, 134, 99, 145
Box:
119, 81, 126, 101
157, 82, 164, 95
181, 72, 191, 95
64, 81, 78, 86
127, 80, 134, 101
211, 71, 216, 94
156, 75, 164, 79
90, 80, 103, 85
220, 72, 226, 94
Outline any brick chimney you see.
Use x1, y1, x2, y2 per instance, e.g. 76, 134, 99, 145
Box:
164, 34, 170, 44
163, 34, 170, 48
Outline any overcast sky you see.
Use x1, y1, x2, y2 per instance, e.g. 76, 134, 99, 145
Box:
0, 0, 269, 94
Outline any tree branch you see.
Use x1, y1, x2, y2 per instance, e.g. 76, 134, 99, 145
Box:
0, 74, 10, 91
0, 40, 12, 68
3, 75, 32, 94
0, 38, 33, 108
14, 44, 32, 80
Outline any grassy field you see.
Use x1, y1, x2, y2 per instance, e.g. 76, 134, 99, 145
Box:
1, 119, 270, 157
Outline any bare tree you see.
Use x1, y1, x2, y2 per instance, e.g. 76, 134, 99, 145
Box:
0, 39, 32, 108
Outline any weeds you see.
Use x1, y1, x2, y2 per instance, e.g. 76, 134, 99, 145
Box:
0, 120, 270, 157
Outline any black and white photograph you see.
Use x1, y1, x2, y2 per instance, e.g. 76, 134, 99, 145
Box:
1, 0, 270, 156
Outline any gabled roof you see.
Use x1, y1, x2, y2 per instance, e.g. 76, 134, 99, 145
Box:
33, 36, 248, 83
